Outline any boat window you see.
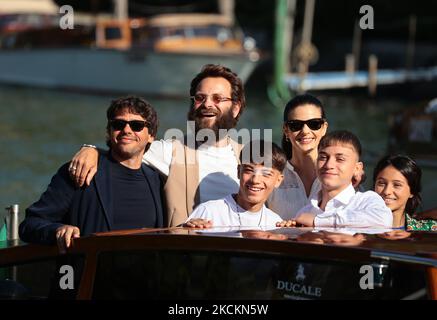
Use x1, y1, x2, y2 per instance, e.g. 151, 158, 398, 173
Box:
0, 34, 16, 49
191, 25, 232, 39
91, 250, 427, 300
160, 27, 185, 38
217, 28, 231, 42
0, 255, 84, 300
131, 26, 150, 46
0, 15, 17, 28
104, 27, 122, 40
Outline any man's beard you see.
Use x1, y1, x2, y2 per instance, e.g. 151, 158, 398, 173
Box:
187, 105, 238, 143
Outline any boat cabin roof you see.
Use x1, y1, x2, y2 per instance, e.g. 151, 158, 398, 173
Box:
0, 0, 58, 15
147, 14, 233, 28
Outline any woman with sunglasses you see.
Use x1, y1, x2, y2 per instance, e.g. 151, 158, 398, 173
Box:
373, 154, 437, 231
267, 94, 328, 220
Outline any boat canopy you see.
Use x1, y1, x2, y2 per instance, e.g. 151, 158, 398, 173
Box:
0, 0, 58, 15
148, 14, 233, 28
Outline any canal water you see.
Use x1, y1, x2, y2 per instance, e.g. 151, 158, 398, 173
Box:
1, 84, 436, 222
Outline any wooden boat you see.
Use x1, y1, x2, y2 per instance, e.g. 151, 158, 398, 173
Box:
0, 0, 58, 33
1, 226, 436, 300
388, 98, 437, 166
0, 11, 260, 97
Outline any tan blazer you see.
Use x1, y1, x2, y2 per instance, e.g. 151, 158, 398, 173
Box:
163, 138, 243, 227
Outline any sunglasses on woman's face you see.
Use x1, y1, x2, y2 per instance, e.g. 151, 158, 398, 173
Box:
110, 119, 148, 132
286, 118, 325, 132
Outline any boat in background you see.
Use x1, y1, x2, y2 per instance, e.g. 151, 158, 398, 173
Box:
0, 2, 260, 97
0, 0, 58, 32
388, 98, 437, 167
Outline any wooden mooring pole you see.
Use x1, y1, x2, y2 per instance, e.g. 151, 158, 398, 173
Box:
270, 0, 296, 105
368, 54, 378, 96
406, 15, 417, 72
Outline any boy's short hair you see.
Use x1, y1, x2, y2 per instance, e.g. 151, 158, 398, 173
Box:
239, 140, 287, 172
318, 130, 362, 158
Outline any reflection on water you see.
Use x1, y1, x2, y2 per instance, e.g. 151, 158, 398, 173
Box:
1, 84, 437, 221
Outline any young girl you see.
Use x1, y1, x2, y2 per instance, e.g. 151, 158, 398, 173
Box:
267, 94, 328, 220
373, 155, 437, 231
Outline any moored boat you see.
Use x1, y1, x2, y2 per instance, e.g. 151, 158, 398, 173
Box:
388, 98, 437, 167
0, 6, 260, 97
0, 0, 58, 32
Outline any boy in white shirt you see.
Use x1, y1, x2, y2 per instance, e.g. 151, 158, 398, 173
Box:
277, 130, 393, 229
185, 140, 286, 228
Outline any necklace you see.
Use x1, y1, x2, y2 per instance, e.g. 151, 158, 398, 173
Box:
232, 194, 264, 227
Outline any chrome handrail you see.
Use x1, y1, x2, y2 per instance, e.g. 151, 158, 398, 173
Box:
371, 250, 437, 267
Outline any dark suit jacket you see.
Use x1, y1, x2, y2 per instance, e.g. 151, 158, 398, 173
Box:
19, 153, 164, 245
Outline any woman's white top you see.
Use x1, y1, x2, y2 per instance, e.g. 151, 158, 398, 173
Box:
267, 161, 321, 220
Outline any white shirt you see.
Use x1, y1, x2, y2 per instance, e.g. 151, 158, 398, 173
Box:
143, 139, 239, 203
187, 194, 282, 228
297, 184, 393, 228
267, 162, 321, 220
197, 143, 239, 203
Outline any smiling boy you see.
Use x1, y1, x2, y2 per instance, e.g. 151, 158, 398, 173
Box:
184, 140, 286, 228
278, 130, 393, 229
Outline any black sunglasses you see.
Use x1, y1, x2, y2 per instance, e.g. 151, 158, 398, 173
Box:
110, 119, 148, 132
286, 118, 325, 132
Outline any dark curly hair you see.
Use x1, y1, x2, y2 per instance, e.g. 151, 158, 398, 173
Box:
106, 96, 158, 149
373, 155, 422, 214
189, 64, 246, 120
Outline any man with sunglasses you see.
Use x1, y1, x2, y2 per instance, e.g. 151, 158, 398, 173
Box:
69, 64, 246, 227
19, 96, 164, 252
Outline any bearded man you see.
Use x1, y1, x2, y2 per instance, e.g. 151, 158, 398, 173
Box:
69, 65, 246, 226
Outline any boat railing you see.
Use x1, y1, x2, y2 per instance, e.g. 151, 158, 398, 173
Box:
371, 251, 437, 267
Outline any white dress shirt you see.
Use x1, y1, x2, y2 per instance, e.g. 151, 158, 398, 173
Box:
143, 139, 239, 203
267, 162, 321, 220
297, 184, 393, 228
187, 194, 282, 227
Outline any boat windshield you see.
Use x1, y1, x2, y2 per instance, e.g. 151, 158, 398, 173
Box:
150, 24, 236, 40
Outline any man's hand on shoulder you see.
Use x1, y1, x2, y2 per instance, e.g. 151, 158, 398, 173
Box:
55, 225, 80, 254
69, 145, 99, 187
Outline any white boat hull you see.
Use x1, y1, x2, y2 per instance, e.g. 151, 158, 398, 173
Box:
0, 48, 259, 96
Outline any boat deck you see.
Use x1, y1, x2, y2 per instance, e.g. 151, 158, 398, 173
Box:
284, 67, 437, 91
